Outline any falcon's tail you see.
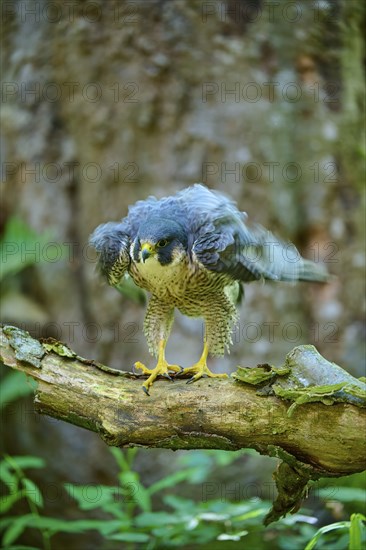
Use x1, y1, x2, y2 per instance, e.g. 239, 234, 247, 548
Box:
278, 258, 331, 283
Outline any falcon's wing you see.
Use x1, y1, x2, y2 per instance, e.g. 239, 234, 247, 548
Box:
89, 222, 130, 285
90, 195, 162, 285
187, 185, 329, 283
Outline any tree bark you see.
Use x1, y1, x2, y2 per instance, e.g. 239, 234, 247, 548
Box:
1, 325, 365, 523
1, 324, 365, 471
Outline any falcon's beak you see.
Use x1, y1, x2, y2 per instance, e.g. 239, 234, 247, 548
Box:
141, 242, 155, 263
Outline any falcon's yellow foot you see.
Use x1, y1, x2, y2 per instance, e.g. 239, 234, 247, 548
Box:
178, 343, 229, 384
134, 340, 182, 395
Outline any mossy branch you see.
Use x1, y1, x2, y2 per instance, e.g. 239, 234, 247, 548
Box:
1, 325, 365, 524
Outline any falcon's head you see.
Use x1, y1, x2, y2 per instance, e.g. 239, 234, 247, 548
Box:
132, 217, 188, 266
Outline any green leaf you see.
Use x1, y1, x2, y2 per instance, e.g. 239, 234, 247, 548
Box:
118, 472, 151, 512
0, 217, 52, 280
64, 483, 130, 519
109, 448, 131, 471
0, 372, 34, 407
2, 514, 33, 546
28, 516, 123, 536
135, 512, 180, 528
163, 494, 195, 512
72, 485, 127, 519
132, 482, 151, 513
0, 461, 17, 489
95, 519, 129, 537
0, 516, 14, 529
21, 478, 43, 508
350, 513, 366, 550
0, 491, 24, 514
4, 456, 45, 471
304, 521, 350, 550
108, 532, 150, 542
149, 524, 183, 539
126, 447, 138, 465
64, 484, 119, 511
147, 468, 199, 496
97, 501, 129, 520
118, 470, 139, 486
232, 508, 268, 522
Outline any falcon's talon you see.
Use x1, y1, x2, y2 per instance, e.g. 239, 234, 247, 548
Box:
134, 342, 181, 392
180, 343, 228, 385
170, 365, 184, 376
174, 369, 185, 378
182, 367, 228, 384
166, 364, 183, 374
186, 375, 200, 385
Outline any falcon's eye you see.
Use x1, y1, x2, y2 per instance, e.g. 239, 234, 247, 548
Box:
157, 239, 169, 248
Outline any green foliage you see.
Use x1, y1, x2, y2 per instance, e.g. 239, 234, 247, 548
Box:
0, 371, 35, 409
1, 450, 365, 550
60, 448, 271, 547
0, 455, 48, 548
0, 217, 57, 412
304, 514, 366, 550
0, 217, 51, 282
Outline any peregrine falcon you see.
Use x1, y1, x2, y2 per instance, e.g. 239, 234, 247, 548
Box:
90, 184, 329, 395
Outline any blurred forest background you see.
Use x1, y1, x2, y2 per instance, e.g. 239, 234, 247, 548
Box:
1, 0, 365, 549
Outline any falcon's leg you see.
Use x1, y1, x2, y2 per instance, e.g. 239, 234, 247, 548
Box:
178, 296, 236, 384
135, 296, 181, 394
179, 342, 228, 384
135, 340, 182, 396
